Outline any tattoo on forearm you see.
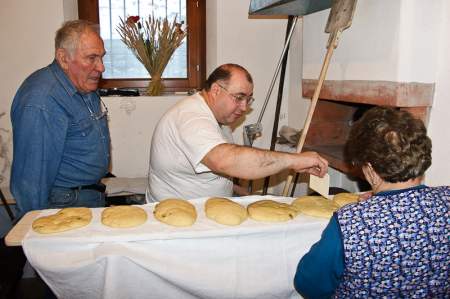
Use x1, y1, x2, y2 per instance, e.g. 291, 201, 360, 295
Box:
259, 151, 276, 168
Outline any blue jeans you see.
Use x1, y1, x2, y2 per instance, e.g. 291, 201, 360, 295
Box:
48, 187, 105, 209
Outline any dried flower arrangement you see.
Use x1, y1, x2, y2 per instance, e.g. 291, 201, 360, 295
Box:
117, 15, 187, 96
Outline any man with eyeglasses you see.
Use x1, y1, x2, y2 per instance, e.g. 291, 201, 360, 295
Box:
10, 20, 110, 217
147, 63, 328, 201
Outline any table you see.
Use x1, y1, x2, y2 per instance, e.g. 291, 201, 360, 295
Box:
6, 195, 328, 299
5, 211, 40, 246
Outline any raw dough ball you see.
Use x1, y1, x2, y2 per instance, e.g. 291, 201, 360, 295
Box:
101, 205, 147, 228
333, 192, 359, 207
205, 197, 247, 226
32, 207, 92, 234
247, 200, 298, 222
154, 198, 197, 227
291, 196, 339, 219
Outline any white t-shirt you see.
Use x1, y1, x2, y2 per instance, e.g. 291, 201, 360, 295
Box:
146, 93, 234, 201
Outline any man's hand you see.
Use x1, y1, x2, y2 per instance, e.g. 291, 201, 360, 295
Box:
290, 151, 328, 178
233, 184, 250, 196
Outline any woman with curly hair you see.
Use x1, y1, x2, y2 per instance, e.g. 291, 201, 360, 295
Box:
294, 106, 449, 298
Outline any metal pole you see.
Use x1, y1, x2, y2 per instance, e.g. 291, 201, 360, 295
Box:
262, 15, 295, 195
256, 17, 298, 125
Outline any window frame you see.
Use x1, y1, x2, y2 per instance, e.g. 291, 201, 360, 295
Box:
78, 0, 206, 93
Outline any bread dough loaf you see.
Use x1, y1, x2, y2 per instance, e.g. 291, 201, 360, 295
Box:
205, 197, 247, 226
101, 205, 147, 228
333, 192, 359, 207
291, 196, 339, 219
247, 200, 298, 222
32, 207, 92, 234
153, 198, 197, 227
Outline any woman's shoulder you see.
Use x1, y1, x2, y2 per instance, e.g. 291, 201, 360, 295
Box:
422, 185, 450, 199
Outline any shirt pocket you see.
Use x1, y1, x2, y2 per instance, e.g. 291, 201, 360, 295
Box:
68, 117, 94, 138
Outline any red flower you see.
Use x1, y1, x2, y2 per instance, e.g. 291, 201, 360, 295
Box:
126, 16, 140, 25
175, 23, 184, 35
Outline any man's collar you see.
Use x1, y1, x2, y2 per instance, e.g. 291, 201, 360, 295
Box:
49, 60, 78, 96
200, 90, 223, 125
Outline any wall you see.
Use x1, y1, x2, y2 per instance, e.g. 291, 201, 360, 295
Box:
206, 1, 291, 148
102, 96, 182, 178
0, 1, 300, 234
303, 0, 442, 82
0, 0, 67, 235
0, 0, 296, 186
0, 0, 65, 188
1, 0, 448, 209
106, 0, 304, 193
426, 0, 450, 185
206, 0, 314, 194
302, 0, 450, 186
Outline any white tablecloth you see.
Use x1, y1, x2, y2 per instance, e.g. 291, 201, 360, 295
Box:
22, 195, 328, 299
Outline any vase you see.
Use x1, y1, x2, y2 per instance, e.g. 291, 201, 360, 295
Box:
147, 74, 164, 96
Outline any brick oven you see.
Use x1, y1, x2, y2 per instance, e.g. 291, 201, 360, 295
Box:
302, 79, 434, 177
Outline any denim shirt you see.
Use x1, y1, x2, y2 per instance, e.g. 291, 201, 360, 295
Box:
10, 60, 111, 216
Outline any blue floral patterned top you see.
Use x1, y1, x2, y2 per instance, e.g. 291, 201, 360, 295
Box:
294, 185, 450, 298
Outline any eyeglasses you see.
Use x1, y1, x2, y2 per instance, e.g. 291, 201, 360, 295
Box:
95, 99, 109, 120
216, 83, 255, 106
82, 95, 108, 121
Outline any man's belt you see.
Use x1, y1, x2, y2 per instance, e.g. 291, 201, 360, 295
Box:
71, 182, 106, 193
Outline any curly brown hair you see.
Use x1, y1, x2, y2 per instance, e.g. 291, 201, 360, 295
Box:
345, 106, 432, 183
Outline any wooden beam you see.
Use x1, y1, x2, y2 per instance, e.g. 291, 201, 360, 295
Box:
302, 80, 434, 107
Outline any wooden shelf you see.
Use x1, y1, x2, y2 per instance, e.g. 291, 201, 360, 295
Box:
303, 79, 433, 123
302, 79, 434, 107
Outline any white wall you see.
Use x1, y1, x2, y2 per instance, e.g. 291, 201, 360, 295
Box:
0, 0, 68, 233
1, 0, 448, 194
0, 0, 300, 189
0, 0, 66, 187
207, 0, 291, 149
303, 0, 442, 83
105, 0, 296, 184
427, 1, 450, 186
302, 0, 450, 186
103, 96, 182, 177
207, 0, 311, 193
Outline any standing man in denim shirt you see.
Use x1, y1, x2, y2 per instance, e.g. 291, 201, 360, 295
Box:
10, 20, 111, 217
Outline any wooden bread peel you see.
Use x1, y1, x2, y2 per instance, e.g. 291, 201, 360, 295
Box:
282, 0, 358, 196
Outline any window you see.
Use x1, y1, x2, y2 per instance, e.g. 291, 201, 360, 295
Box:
78, 0, 205, 92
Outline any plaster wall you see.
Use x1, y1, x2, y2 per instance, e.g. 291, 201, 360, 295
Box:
302, 0, 450, 186
0, 0, 66, 234
0, 0, 65, 187
303, 0, 441, 82
207, 0, 305, 193
102, 96, 182, 178
1, 0, 448, 200
206, 0, 291, 149
426, 1, 450, 186
105, 0, 296, 186
0, 0, 293, 186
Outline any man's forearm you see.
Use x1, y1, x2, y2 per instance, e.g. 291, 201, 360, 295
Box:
202, 143, 294, 179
